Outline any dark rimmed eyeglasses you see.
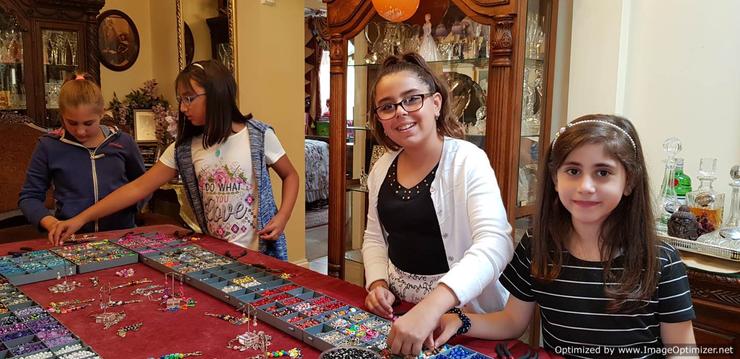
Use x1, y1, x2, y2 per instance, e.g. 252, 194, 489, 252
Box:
177, 93, 206, 106
374, 93, 435, 121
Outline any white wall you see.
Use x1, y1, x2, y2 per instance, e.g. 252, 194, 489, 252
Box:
568, 0, 740, 212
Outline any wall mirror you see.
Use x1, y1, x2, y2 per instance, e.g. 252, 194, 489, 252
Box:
175, 0, 236, 74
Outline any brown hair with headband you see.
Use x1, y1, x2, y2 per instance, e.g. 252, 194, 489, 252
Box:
532, 114, 659, 312
59, 72, 104, 115
368, 53, 463, 151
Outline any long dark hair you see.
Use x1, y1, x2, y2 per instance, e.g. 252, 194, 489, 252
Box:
368, 53, 463, 151
175, 60, 252, 148
532, 114, 659, 312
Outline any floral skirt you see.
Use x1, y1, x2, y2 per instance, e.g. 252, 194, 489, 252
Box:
387, 261, 446, 304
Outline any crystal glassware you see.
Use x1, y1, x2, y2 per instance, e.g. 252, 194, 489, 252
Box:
696, 165, 738, 249
719, 165, 740, 241
688, 158, 725, 234
655, 138, 681, 234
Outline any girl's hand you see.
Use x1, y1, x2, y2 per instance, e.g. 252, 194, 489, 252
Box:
258, 214, 287, 240
387, 305, 438, 356
48, 217, 85, 246
433, 313, 462, 348
365, 282, 395, 319
40, 216, 60, 232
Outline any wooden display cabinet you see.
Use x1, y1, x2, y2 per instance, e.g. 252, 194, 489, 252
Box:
0, 0, 104, 128
325, 0, 559, 279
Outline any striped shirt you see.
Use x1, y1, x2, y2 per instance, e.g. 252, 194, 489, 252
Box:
501, 235, 695, 359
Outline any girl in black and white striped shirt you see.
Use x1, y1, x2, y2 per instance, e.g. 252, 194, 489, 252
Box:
435, 115, 696, 358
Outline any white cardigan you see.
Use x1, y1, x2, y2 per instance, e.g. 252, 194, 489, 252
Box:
362, 137, 513, 313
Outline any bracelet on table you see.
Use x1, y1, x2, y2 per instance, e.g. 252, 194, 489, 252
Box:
447, 307, 471, 335
158, 351, 202, 359
117, 322, 143, 337
111, 278, 153, 290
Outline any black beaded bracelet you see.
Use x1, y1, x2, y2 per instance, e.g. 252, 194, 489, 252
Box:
448, 307, 471, 335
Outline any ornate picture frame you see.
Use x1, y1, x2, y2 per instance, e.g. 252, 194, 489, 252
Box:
133, 109, 156, 143
97, 10, 140, 71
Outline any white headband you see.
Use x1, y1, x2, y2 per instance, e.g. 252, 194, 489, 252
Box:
551, 119, 637, 153
192, 63, 204, 70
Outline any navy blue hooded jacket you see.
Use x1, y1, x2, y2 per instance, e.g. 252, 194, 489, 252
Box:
18, 126, 146, 233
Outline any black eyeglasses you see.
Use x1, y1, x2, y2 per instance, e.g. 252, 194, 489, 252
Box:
374, 93, 435, 121
177, 93, 206, 106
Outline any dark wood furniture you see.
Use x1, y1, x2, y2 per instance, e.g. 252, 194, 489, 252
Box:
685, 264, 740, 351
324, 0, 559, 279
0, 0, 104, 127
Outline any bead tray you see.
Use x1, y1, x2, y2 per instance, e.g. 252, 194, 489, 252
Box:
51, 241, 138, 274
0, 251, 76, 286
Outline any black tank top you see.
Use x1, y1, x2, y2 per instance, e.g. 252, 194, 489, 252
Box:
377, 157, 449, 275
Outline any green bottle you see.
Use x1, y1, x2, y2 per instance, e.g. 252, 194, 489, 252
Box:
674, 158, 692, 205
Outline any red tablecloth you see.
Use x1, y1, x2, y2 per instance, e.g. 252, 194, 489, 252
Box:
3, 225, 556, 359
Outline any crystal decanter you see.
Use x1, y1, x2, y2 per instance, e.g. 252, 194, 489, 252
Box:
656, 138, 681, 234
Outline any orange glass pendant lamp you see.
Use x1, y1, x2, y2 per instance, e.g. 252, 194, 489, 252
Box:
371, 0, 420, 22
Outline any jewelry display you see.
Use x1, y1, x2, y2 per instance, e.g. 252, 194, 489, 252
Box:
160, 272, 195, 311
116, 322, 143, 337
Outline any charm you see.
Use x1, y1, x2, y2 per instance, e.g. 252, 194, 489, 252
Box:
89, 276, 99, 287
279, 273, 292, 279
115, 268, 135, 278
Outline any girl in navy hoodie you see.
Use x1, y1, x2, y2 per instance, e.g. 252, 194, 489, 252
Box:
18, 73, 146, 234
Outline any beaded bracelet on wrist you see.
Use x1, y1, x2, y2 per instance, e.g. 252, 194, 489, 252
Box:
447, 307, 471, 335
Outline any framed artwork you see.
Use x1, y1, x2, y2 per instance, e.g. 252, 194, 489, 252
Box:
97, 10, 140, 71
133, 110, 156, 143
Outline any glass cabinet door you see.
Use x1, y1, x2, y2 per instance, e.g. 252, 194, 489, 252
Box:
514, 0, 554, 241
41, 29, 79, 125
0, 9, 26, 114
343, 4, 492, 280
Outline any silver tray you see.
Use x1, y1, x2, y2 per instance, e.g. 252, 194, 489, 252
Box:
660, 234, 740, 262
